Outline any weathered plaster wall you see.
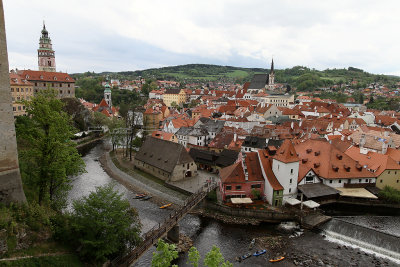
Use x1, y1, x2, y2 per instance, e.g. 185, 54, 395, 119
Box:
0, 0, 26, 203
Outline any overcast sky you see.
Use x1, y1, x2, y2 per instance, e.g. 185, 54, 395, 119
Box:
3, 0, 400, 75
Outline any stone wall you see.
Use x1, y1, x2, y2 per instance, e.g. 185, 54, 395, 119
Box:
0, 1, 26, 203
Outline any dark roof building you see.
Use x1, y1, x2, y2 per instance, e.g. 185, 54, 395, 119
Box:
134, 137, 197, 181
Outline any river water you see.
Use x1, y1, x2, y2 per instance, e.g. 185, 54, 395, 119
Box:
68, 143, 400, 267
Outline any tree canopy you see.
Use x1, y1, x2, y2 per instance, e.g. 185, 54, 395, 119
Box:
70, 184, 141, 262
16, 89, 85, 207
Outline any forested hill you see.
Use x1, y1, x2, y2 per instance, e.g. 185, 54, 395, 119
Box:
72, 64, 400, 90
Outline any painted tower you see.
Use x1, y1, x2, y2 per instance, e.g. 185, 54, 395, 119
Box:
38, 23, 56, 72
268, 58, 275, 88
104, 82, 112, 108
0, 0, 27, 203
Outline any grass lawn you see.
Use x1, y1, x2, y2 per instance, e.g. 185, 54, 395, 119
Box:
0, 254, 83, 267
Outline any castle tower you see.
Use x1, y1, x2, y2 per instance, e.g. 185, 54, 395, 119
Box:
104, 82, 112, 108
0, 0, 26, 203
268, 58, 275, 87
38, 22, 56, 72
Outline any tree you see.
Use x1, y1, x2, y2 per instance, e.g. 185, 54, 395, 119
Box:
17, 89, 85, 207
71, 184, 141, 262
152, 243, 232, 267
151, 239, 178, 267
187, 247, 200, 267
204, 246, 233, 267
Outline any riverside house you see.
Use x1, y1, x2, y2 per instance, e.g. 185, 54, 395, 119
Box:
134, 137, 197, 181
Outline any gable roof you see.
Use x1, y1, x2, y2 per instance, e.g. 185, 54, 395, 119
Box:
17, 70, 75, 83
135, 137, 194, 173
257, 150, 283, 190
249, 74, 268, 89
294, 139, 375, 180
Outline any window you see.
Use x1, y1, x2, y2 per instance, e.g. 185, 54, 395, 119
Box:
291, 169, 293, 174
397, 180, 399, 183
388, 171, 391, 174
16, 88, 19, 92
13, 107, 16, 111
380, 180, 383, 183
329, 180, 333, 184
236, 185, 242, 190
289, 188, 291, 193
290, 178, 292, 184
251, 184, 261, 189
306, 176, 313, 183
359, 179, 362, 183
226, 185, 231, 190
339, 180, 342, 183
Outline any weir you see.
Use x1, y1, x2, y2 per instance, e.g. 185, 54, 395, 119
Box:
320, 217, 400, 261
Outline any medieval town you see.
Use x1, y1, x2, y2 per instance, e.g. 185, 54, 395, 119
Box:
1, 1, 400, 266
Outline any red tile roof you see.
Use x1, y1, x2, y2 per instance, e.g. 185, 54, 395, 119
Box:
274, 139, 299, 163
257, 150, 283, 190
17, 70, 75, 83
9, 73, 33, 86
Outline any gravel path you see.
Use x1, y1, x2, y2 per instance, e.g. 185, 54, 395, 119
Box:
100, 151, 187, 205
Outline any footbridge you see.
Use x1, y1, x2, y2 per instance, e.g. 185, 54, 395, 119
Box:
111, 182, 218, 266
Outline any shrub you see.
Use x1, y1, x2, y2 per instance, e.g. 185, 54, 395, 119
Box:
379, 186, 400, 203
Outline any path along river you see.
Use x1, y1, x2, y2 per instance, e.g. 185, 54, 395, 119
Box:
68, 142, 400, 267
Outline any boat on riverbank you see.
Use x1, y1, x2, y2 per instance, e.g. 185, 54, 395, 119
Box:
269, 256, 285, 262
160, 203, 172, 209
134, 194, 146, 199
249, 238, 255, 249
141, 195, 152, 201
253, 249, 266, 256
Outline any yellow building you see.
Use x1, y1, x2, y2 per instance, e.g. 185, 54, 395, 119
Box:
163, 89, 186, 107
377, 169, 400, 190
9, 73, 34, 117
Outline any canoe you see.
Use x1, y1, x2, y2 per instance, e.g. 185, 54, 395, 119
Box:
134, 194, 146, 199
249, 238, 255, 249
269, 256, 285, 262
140, 196, 152, 201
240, 253, 252, 261
253, 249, 266, 256
159, 203, 172, 209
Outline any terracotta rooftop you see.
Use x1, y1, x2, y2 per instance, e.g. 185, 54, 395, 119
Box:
274, 139, 299, 163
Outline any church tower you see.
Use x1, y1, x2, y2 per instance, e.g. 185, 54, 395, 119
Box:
38, 23, 56, 72
104, 82, 112, 108
268, 58, 275, 88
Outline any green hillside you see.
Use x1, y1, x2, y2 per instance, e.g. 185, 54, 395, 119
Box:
72, 64, 400, 91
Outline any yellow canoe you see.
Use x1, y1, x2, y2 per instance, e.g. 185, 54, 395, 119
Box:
269, 256, 285, 262
159, 203, 172, 209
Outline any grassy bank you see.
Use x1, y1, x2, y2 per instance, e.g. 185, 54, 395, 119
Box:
0, 254, 82, 267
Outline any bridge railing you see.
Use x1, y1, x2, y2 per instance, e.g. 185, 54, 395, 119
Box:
112, 182, 218, 266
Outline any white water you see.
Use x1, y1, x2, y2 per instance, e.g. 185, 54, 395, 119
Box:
322, 227, 400, 265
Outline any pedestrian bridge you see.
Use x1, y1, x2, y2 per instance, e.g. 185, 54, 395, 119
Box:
111, 182, 218, 266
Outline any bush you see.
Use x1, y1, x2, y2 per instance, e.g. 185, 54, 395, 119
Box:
379, 186, 400, 203
69, 184, 142, 263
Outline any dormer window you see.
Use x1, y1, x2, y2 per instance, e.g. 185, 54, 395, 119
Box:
40, 75, 44, 79
53, 76, 57, 80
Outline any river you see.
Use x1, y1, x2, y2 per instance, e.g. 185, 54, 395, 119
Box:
68, 143, 400, 267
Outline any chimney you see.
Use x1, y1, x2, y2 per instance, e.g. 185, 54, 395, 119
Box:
234, 133, 237, 142
341, 135, 344, 141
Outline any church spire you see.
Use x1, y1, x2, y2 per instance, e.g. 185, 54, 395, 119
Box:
270, 58, 274, 74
